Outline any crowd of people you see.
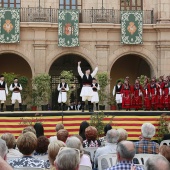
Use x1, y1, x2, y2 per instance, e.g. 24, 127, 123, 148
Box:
0, 121, 169, 170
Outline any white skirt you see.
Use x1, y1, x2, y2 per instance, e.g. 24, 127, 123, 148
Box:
80, 86, 93, 97
115, 94, 122, 103
91, 91, 99, 103
0, 90, 6, 101
11, 92, 21, 101
58, 92, 67, 103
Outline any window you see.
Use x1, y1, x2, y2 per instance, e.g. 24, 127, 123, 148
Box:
0, 0, 20, 8
59, 0, 82, 9
120, 0, 143, 10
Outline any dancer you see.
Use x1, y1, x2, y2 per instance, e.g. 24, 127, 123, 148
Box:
9, 78, 22, 111
113, 80, 122, 110
0, 75, 8, 112
77, 61, 98, 112
91, 78, 100, 111
163, 77, 170, 110
121, 78, 132, 111
57, 77, 69, 111
150, 77, 157, 110
143, 77, 151, 110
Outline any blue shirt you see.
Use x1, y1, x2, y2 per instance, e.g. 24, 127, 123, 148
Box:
106, 160, 144, 170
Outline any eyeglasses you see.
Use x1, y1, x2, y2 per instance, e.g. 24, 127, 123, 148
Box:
58, 147, 80, 158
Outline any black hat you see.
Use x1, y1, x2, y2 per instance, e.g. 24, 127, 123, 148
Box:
117, 80, 121, 83
85, 68, 91, 71
0, 75, 4, 78
92, 78, 96, 80
14, 77, 18, 80
60, 77, 65, 80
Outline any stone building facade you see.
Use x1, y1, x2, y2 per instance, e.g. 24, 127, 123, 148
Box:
0, 0, 170, 106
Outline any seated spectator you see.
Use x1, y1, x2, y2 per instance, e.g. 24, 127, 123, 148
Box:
9, 132, 48, 168
145, 155, 170, 170
54, 147, 80, 170
162, 122, 170, 140
34, 122, 44, 138
0, 157, 13, 170
94, 129, 119, 168
106, 141, 144, 170
159, 145, 170, 163
117, 128, 128, 142
79, 121, 89, 141
0, 138, 8, 160
49, 123, 64, 143
100, 124, 113, 143
1, 133, 22, 159
77, 101, 82, 111
48, 140, 66, 170
57, 129, 69, 143
34, 136, 49, 160
66, 136, 92, 168
134, 123, 159, 154
22, 126, 36, 134
83, 126, 101, 148
68, 101, 76, 110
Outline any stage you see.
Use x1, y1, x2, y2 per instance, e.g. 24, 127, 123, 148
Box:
0, 110, 170, 141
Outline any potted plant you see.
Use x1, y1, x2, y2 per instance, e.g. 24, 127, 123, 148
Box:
107, 94, 117, 110
32, 73, 51, 111
2, 72, 18, 111
30, 89, 39, 111
18, 76, 30, 111
97, 72, 109, 110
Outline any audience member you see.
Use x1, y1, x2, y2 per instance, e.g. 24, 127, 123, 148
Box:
1, 133, 22, 158
34, 122, 44, 138
162, 122, 170, 140
106, 141, 144, 170
34, 136, 49, 160
104, 124, 112, 136
145, 155, 170, 170
94, 129, 119, 167
57, 129, 69, 142
79, 121, 89, 141
66, 136, 92, 168
0, 138, 8, 160
83, 126, 101, 148
0, 157, 13, 170
54, 147, 80, 170
159, 145, 170, 163
117, 128, 128, 142
49, 123, 64, 143
48, 141, 66, 170
134, 123, 159, 154
22, 126, 36, 134
9, 132, 48, 168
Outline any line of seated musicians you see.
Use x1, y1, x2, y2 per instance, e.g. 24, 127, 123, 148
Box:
68, 101, 82, 111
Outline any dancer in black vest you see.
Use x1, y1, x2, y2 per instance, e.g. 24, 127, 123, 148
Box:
91, 78, 100, 111
9, 78, 22, 111
78, 61, 98, 112
0, 75, 8, 112
57, 77, 69, 111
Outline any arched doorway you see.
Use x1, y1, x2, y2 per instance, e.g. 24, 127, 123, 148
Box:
110, 54, 152, 90
0, 53, 32, 78
49, 54, 92, 110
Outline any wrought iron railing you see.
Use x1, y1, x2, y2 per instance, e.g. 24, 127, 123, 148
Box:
20, 7, 154, 24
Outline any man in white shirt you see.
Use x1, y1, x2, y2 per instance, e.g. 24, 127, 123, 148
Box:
57, 77, 69, 111
0, 75, 8, 112
77, 61, 98, 112
9, 78, 22, 111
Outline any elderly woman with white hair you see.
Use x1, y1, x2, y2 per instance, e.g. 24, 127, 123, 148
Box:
134, 122, 159, 154
117, 128, 128, 143
66, 136, 92, 168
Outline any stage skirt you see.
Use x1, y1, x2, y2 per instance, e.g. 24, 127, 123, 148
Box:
91, 91, 99, 103
80, 87, 93, 97
11, 92, 21, 101
58, 92, 67, 103
0, 90, 6, 101
115, 94, 122, 103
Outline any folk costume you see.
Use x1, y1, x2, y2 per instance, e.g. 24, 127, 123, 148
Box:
91, 78, 100, 111
9, 78, 22, 111
78, 62, 98, 112
0, 75, 8, 112
57, 78, 69, 111
143, 78, 151, 110
113, 80, 122, 110
156, 77, 164, 110
163, 77, 170, 110
150, 77, 157, 110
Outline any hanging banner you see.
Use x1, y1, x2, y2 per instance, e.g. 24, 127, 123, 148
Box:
121, 11, 143, 44
58, 10, 79, 47
0, 8, 20, 43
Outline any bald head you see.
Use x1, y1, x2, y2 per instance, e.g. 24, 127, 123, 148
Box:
117, 141, 136, 161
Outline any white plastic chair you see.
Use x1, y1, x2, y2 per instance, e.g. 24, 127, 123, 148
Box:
133, 154, 153, 165
83, 147, 98, 162
98, 154, 117, 170
79, 165, 92, 170
14, 168, 45, 170
160, 140, 170, 146
134, 164, 145, 169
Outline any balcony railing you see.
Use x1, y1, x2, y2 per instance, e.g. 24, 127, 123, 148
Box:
20, 7, 154, 24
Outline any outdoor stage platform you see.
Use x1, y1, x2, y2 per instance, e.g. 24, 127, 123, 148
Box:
0, 110, 170, 141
